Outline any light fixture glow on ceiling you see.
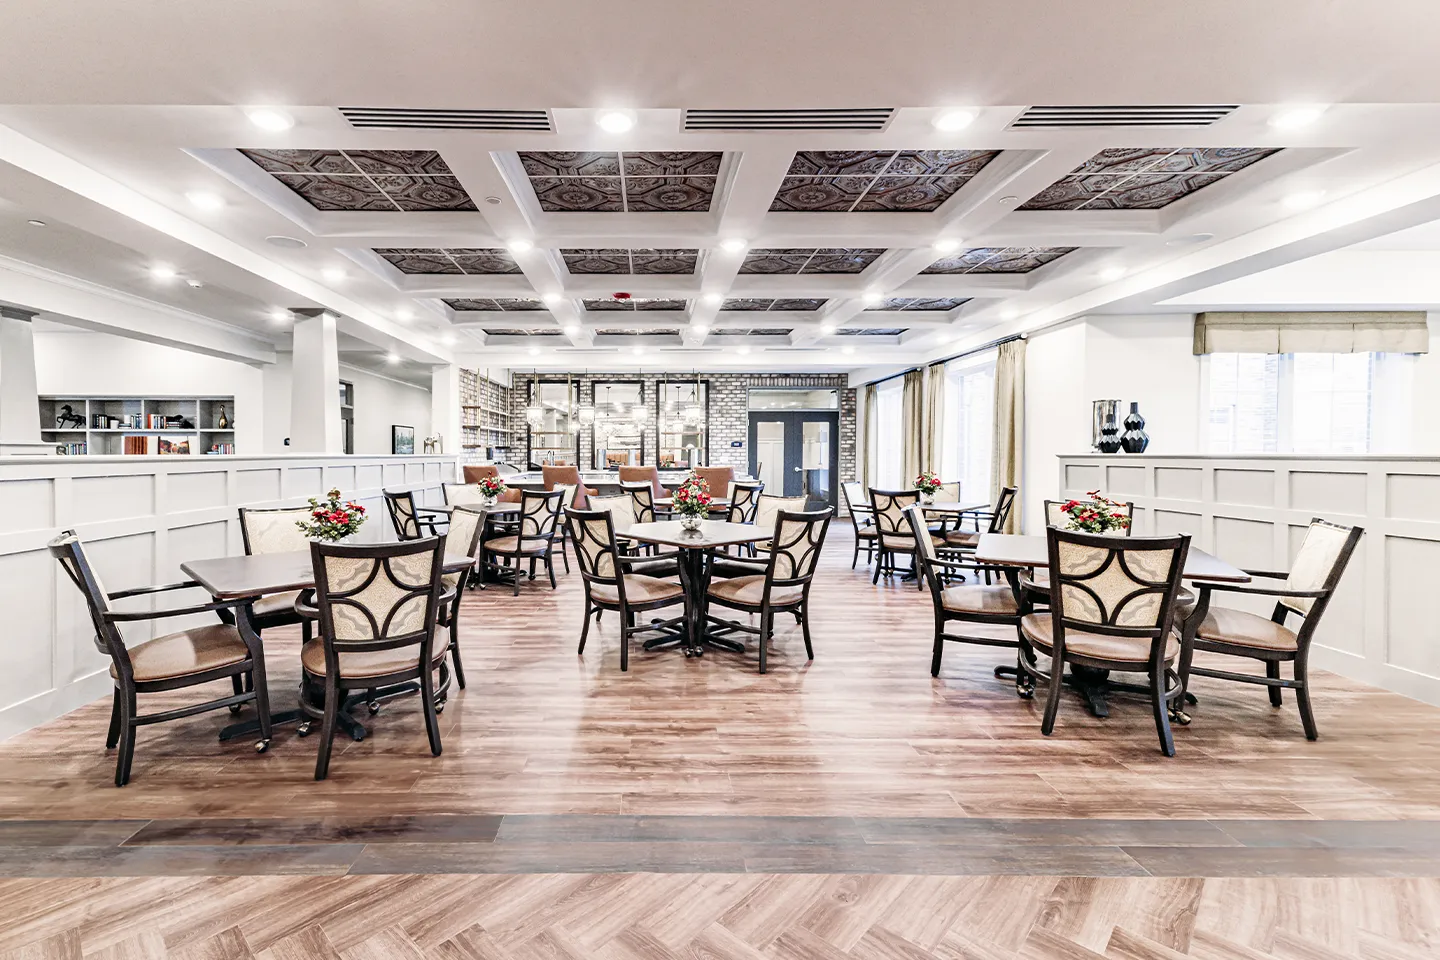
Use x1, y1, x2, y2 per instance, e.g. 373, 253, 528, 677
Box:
1099, 266, 1126, 282
932, 238, 961, 254
527, 344, 541, 356
395, 307, 414, 322
185, 191, 224, 211
149, 264, 177, 281
322, 267, 346, 282
246, 108, 294, 132
507, 238, 534, 255
596, 110, 636, 133
737, 344, 751, 355
862, 290, 884, 305
932, 108, 977, 132
693, 324, 709, 336
542, 292, 562, 307
702, 291, 723, 306
632, 345, 646, 356
386, 352, 400, 365
719, 238, 747, 254
819, 322, 836, 334
1269, 105, 1329, 130
269, 308, 290, 324
1283, 190, 1326, 210
841, 345, 855, 355
563, 324, 579, 337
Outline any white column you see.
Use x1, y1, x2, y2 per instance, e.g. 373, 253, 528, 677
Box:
0, 307, 48, 455
430, 364, 462, 457
289, 309, 342, 453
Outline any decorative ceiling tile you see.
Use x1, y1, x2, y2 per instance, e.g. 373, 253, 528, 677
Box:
837, 327, 907, 335
375, 248, 461, 274
851, 176, 967, 212
636, 298, 688, 311
739, 249, 816, 275
802, 248, 885, 273
239, 149, 354, 174
563, 249, 697, 274
519, 151, 722, 213
622, 152, 723, 176
624, 177, 716, 212
1020, 147, 1282, 210
341, 150, 454, 177
377, 175, 479, 211
770, 177, 871, 212
447, 249, 522, 274
721, 298, 777, 311
887, 149, 999, 177
770, 150, 998, 213
721, 297, 827, 311
444, 298, 500, 311
530, 177, 625, 212
518, 152, 621, 177
483, 328, 562, 336
866, 297, 969, 311
494, 298, 545, 311
563, 250, 631, 274
787, 151, 895, 176
243, 149, 475, 212
717, 327, 794, 336
921, 246, 1077, 274
583, 298, 687, 311
273, 174, 396, 211
769, 298, 827, 311
630, 249, 698, 274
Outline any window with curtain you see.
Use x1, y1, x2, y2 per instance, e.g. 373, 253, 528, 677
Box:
1206, 352, 1411, 454
940, 353, 996, 501
873, 379, 904, 489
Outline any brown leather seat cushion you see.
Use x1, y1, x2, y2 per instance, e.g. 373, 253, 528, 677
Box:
483, 536, 549, 555
301, 637, 448, 680
856, 527, 878, 540
709, 574, 803, 607
115, 624, 249, 682
941, 585, 1019, 616
1196, 606, 1298, 652
251, 590, 302, 620
943, 531, 980, 548
881, 534, 942, 551
590, 575, 685, 605
1020, 613, 1178, 663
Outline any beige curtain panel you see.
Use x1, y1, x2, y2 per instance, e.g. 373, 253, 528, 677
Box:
1194, 311, 1430, 355
990, 338, 1026, 533
900, 369, 924, 484
921, 362, 946, 474
862, 382, 877, 488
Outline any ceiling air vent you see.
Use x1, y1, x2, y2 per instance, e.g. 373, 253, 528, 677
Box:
338, 107, 553, 131
1010, 105, 1238, 129
683, 108, 894, 132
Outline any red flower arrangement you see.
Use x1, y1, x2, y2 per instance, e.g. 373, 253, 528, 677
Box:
1060, 489, 1132, 534
914, 470, 942, 496
476, 475, 508, 500
671, 473, 712, 520
295, 488, 367, 541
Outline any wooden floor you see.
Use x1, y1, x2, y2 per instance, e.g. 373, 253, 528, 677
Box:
3, 530, 1440, 956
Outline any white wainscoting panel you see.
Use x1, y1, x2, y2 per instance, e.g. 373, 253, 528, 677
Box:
1059, 454, 1440, 706
0, 453, 457, 740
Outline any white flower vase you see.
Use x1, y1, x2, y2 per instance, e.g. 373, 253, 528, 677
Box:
920, 490, 936, 505
480, 495, 497, 508
680, 514, 703, 532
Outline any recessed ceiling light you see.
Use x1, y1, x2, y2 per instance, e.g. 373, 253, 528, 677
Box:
563, 324, 579, 337
26, 219, 45, 227
269, 308, 290, 324
322, 267, 346, 282
719, 238, 747, 255
186, 191, 224, 212
265, 235, 307, 249
999, 195, 1019, 205
507, 238, 534, 255
737, 344, 751, 356
1283, 190, 1326, 210
631, 345, 645, 356
149, 264, 177, 281
484, 196, 502, 205
932, 108, 977, 132
386, 352, 400, 365
692, 324, 710, 336
1269, 105, 1328, 130
527, 344, 541, 356
596, 110, 636, 133
702, 291, 723, 306
932, 238, 962, 255
862, 290, 884, 305
246, 108, 294, 132
440, 332, 457, 345
395, 307, 414, 322
542, 292, 562, 307
1099, 266, 1126, 282
841, 345, 855, 355
1166, 233, 1215, 247
819, 322, 836, 334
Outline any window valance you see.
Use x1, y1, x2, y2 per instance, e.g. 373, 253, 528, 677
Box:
1193, 311, 1430, 355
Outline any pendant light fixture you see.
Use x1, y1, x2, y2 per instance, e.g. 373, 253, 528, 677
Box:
524, 369, 546, 428
682, 369, 704, 427
565, 371, 580, 433
631, 366, 651, 424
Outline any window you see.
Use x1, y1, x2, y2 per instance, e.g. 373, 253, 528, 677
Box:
873, 379, 903, 488
1206, 352, 1410, 455
941, 353, 995, 501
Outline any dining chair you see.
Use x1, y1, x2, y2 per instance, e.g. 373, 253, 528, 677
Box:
943, 486, 1018, 552
432, 504, 489, 690
238, 505, 316, 643
478, 489, 565, 595
462, 464, 499, 484
49, 530, 273, 785
622, 480, 658, 524
1022, 497, 1135, 601
442, 482, 488, 506
705, 508, 832, 674
693, 465, 735, 513
841, 481, 878, 570
384, 489, 444, 540
725, 481, 765, 525
752, 493, 808, 552
299, 537, 450, 780
869, 488, 934, 588
553, 483, 579, 573
618, 464, 664, 496
904, 505, 1024, 680
542, 464, 597, 508
566, 507, 685, 672
1019, 527, 1193, 755
1180, 518, 1363, 740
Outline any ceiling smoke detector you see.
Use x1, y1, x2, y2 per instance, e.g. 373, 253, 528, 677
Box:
266, 235, 307, 249
485, 196, 502, 205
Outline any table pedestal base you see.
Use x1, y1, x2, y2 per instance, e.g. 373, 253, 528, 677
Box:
218, 680, 423, 743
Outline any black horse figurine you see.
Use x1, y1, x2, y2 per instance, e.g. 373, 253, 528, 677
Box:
55, 404, 85, 429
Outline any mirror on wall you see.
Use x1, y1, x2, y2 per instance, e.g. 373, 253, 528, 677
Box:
592, 380, 645, 468
526, 380, 580, 466
656, 379, 708, 468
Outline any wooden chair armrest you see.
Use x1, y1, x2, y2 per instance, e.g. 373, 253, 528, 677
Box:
1206, 582, 1327, 600
102, 595, 255, 622
108, 580, 201, 599
1242, 568, 1292, 580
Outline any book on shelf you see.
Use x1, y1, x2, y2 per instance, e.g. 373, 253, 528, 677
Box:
56, 442, 87, 456
205, 442, 235, 455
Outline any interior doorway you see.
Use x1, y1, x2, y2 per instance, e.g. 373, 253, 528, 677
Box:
747, 411, 838, 511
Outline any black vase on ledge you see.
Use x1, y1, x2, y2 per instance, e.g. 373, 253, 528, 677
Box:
1120, 402, 1150, 453
1097, 416, 1122, 454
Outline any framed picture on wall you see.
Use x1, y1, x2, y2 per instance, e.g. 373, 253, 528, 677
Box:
392, 424, 415, 455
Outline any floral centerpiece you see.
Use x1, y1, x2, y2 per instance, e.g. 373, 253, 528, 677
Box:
476, 475, 507, 506
1060, 490, 1132, 534
914, 469, 942, 504
296, 488, 367, 542
671, 472, 713, 532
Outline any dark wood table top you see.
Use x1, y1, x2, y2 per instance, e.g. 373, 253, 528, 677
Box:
973, 534, 1251, 583
921, 501, 990, 514
423, 503, 519, 515
181, 550, 478, 599
625, 520, 768, 550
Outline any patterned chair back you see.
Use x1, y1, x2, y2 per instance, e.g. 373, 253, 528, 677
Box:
1044, 498, 1134, 536
441, 506, 487, 594
48, 530, 125, 664
765, 509, 833, 585
310, 538, 447, 673
443, 483, 488, 506
1282, 518, 1364, 617
589, 494, 636, 533
755, 494, 808, 536
556, 484, 579, 511
934, 481, 961, 502
989, 486, 1019, 533
566, 508, 624, 600
902, 504, 943, 590
621, 481, 657, 523
239, 505, 313, 555
518, 489, 564, 540
1046, 527, 1190, 641
726, 482, 764, 524
384, 489, 423, 540
869, 488, 920, 538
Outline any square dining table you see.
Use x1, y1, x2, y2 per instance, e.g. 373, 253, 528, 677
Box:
181, 548, 477, 743
623, 520, 769, 658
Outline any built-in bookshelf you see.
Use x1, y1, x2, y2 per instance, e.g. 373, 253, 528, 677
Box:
38, 395, 237, 455
459, 370, 513, 462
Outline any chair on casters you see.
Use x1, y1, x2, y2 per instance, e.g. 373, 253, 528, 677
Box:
384, 488, 445, 540
478, 489, 565, 595
433, 504, 490, 690
1019, 526, 1193, 756
238, 505, 318, 647
1179, 518, 1363, 741
49, 530, 272, 786
566, 507, 685, 671
841, 481, 878, 570
725, 481, 764, 525
869, 488, 935, 588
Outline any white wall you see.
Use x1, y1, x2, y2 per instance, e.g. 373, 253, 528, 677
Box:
261, 355, 432, 455
1021, 320, 1089, 533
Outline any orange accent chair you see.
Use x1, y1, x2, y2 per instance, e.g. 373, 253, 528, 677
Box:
618, 465, 664, 497
462, 464, 521, 502
542, 465, 597, 508
692, 466, 735, 514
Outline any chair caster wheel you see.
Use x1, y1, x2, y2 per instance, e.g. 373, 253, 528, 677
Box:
368, 701, 381, 715
1016, 678, 1036, 699
1171, 708, 1192, 725
228, 703, 243, 715
255, 739, 269, 753
435, 700, 446, 714
297, 722, 312, 737
351, 728, 366, 742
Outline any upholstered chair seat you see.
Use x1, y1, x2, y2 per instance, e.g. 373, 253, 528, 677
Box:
1021, 613, 1180, 663
481, 536, 549, 555
113, 624, 251, 682
708, 575, 803, 607
1194, 607, 1300, 652
251, 590, 302, 620
590, 575, 685, 605
301, 635, 449, 679
940, 584, 1019, 617
944, 530, 980, 548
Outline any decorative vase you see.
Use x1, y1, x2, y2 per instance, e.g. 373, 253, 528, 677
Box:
1097, 416, 1122, 454
1120, 402, 1150, 454
920, 490, 936, 504
680, 514, 703, 532
480, 495, 497, 508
